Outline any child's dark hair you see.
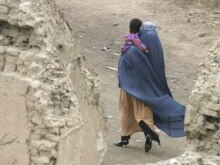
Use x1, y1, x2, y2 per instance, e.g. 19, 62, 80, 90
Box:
129, 18, 143, 33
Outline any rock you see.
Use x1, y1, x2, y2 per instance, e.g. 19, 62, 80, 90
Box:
205, 141, 212, 150
0, 55, 5, 70
0, 46, 4, 54
5, 47, 20, 56
187, 18, 191, 23
0, 35, 4, 42
47, 128, 60, 135
212, 144, 220, 151
112, 52, 120, 56
66, 120, 74, 127
31, 156, 50, 164
30, 148, 38, 156
0, 0, 6, 4
201, 109, 218, 118
4, 56, 17, 72
31, 140, 56, 151
96, 132, 105, 151
101, 47, 107, 51
32, 115, 43, 125
44, 116, 66, 128
106, 66, 117, 71
205, 123, 217, 130
211, 96, 219, 104
45, 133, 60, 142
6, 0, 20, 8
30, 133, 41, 141
112, 23, 119, 26
208, 103, 220, 111
198, 32, 208, 37
51, 149, 58, 158
0, 5, 9, 14
29, 35, 43, 46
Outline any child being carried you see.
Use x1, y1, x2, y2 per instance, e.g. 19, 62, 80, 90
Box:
121, 18, 149, 55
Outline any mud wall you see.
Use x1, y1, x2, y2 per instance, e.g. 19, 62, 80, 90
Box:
185, 40, 220, 155
0, 0, 105, 165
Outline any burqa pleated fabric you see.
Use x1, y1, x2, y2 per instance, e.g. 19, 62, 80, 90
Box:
118, 23, 186, 137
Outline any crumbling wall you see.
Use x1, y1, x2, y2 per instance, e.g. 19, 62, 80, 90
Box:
185, 40, 220, 155
0, 0, 105, 165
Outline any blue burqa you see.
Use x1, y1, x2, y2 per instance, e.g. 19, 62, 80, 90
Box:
118, 23, 186, 137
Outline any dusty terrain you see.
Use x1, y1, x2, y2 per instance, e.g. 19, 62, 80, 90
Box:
56, 0, 220, 164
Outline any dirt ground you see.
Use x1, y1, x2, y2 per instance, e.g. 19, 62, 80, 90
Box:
56, 0, 220, 164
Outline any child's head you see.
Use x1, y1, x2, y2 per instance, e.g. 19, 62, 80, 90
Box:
129, 18, 143, 33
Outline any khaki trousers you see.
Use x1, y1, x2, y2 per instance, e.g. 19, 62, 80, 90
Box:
119, 89, 155, 136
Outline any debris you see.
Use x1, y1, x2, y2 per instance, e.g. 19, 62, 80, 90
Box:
101, 47, 110, 51
65, 21, 72, 31
106, 67, 117, 71
112, 23, 119, 26
112, 53, 120, 56
187, 18, 191, 23
101, 47, 107, 51
194, 12, 205, 15
114, 41, 123, 45
198, 32, 208, 37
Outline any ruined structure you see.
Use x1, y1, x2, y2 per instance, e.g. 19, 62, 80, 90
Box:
0, 0, 105, 164
185, 40, 220, 155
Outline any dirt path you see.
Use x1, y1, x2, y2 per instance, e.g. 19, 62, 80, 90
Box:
56, 0, 220, 164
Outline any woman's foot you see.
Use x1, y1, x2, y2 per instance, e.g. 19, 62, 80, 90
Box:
114, 135, 131, 147
139, 120, 161, 152
145, 134, 152, 152
139, 120, 161, 145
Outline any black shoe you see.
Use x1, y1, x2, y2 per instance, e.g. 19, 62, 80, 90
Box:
139, 120, 161, 146
114, 135, 130, 147
145, 134, 152, 152
153, 134, 161, 146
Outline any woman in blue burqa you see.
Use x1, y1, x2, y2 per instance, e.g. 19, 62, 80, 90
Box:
114, 22, 186, 152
